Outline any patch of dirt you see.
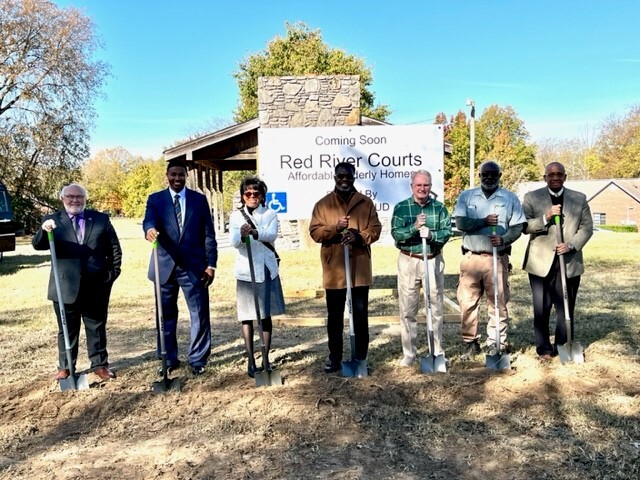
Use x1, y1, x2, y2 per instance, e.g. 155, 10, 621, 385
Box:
1, 316, 639, 480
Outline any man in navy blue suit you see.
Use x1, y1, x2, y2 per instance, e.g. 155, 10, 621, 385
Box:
143, 159, 218, 375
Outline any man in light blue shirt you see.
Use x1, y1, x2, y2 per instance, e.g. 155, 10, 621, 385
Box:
453, 161, 526, 359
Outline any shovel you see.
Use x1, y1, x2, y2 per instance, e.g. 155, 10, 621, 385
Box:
554, 215, 584, 364
485, 226, 511, 370
151, 240, 181, 393
341, 244, 368, 378
47, 231, 89, 391
419, 238, 447, 373
245, 236, 283, 387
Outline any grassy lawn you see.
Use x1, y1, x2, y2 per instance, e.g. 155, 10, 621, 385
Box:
0, 217, 638, 479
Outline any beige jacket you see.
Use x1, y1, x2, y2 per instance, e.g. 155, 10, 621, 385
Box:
522, 187, 593, 278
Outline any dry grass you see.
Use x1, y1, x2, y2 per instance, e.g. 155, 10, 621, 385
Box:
0, 218, 639, 479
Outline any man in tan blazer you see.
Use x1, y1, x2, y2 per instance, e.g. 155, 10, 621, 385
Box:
522, 162, 593, 360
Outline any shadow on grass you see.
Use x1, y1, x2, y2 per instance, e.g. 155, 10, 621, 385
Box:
0, 254, 49, 276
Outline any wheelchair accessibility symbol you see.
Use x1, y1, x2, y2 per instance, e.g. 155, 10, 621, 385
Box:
267, 192, 287, 213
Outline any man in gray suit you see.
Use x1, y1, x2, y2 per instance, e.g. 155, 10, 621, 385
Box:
522, 162, 593, 360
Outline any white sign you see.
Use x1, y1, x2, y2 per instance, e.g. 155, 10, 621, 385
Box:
258, 125, 444, 219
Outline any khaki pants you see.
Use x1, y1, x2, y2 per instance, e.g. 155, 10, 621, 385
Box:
456, 251, 510, 346
397, 252, 445, 357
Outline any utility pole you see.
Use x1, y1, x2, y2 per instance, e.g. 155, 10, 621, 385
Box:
466, 98, 476, 188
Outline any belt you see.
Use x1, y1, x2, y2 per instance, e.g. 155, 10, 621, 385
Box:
468, 250, 506, 256
400, 249, 440, 260
462, 246, 511, 256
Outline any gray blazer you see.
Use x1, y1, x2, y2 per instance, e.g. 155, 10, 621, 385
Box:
32, 209, 122, 303
522, 187, 593, 278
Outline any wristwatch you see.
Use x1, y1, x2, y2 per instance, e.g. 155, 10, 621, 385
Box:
567, 243, 575, 251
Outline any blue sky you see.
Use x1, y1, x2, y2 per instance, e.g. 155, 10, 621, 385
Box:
55, 1, 640, 159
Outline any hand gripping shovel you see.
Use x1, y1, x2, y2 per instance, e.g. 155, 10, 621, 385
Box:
341, 244, 368, 378
47, 231, 89, 391
245, 236, 283, 387
151, 240, 181, 393
554, 215, 584, 364
485, 226, 511, 371
420, 238, 447, 373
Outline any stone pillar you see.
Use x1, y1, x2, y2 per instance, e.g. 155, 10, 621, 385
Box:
258, 75, 362, 249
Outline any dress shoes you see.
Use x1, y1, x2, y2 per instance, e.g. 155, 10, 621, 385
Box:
399, 355, 415, 367
54, 369, 70, 381
324, 359, 341, 373
94, 367, 116, 380
538, 353, 553, 361
157, 361, 180, 376
247, 363, 265, 378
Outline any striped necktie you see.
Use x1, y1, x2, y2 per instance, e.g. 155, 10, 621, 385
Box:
72, 215, 83, 244
174, 194, 182, 231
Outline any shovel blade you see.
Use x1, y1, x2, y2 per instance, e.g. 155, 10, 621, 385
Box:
255, 368, 283, 387
152, 376, 182, 393
420, 354, 447, 374
557, 342, 584, 365
59, 373, 90, 392
341, 359, 368, 378
485, 352, 511, 371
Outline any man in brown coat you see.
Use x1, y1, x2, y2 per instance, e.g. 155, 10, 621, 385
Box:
309, 162, 382, 373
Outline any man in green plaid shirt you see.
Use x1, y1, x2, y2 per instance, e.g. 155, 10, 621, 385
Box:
391, 170, 452, 367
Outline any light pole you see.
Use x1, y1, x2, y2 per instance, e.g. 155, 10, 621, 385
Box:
466, 98, 476, 188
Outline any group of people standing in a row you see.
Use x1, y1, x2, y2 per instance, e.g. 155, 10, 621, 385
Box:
34, 157, 592, 383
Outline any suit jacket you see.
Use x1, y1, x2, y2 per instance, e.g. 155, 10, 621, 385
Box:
522, 187, 593, 278
143, 188, 217, 285
32, 209, 122, 303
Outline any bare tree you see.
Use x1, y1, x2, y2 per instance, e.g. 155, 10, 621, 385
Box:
0, 0, 109, 231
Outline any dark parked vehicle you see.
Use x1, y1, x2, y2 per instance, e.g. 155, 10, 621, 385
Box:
0, 183, 19, 260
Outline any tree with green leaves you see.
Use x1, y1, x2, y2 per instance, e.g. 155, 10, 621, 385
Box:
475, 105, 538, 190
438, 104, 537, 208
439, 110, 470, 209
592, 104, 640, 178
120, 157, 166, 218
233, 22, 390, 123
0, 0, 108, 231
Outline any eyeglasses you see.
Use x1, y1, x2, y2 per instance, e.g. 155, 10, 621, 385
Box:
243, 191, 261, 198
64, 195, 85, 200
479, 172, 500, 179
335, 174, 354, 180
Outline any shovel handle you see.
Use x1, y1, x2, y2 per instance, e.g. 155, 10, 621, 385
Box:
490, 225, 501, 351
553, 215, 573, 344
47, 229, 78, 388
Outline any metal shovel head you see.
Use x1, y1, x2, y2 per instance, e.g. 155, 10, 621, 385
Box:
420, 353, 447, 374
59, 373, 90, 392
557, 342, 584, 365
486, 351, 511, 371
342, 358, 368, 378
152, 376, 182, 393
255, 368, 283, 387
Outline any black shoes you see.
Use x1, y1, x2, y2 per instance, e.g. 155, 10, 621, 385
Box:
157, 360, 180, 376
324, 359, 341, 373
460, 340, 481, 361
191, 366, 205, 376
247, 364, 267, 378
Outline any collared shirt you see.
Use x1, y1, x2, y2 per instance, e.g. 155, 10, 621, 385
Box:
169, 187, 185, 229
548, 187, 564, 197
453, 186, 526, 253
391, 195, 452, 255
